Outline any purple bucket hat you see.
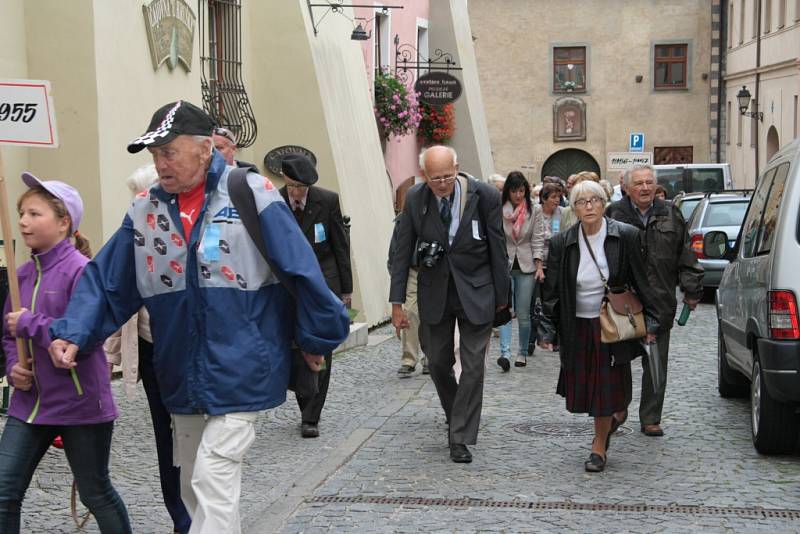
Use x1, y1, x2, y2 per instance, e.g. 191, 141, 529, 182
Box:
21, 172, 84, 233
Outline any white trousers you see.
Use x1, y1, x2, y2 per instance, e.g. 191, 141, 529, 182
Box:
172, 412, 259, 534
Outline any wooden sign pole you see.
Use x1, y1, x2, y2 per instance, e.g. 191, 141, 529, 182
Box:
0, 149, 29, 369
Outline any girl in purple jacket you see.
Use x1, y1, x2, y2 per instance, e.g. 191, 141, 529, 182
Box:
0, 173, 130, 533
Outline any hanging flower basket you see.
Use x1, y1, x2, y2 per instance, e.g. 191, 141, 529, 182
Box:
373, 70, 421, 140
417, 102, 456, 145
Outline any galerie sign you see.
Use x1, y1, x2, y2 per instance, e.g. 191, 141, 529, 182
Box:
414, 72, 462, 107
143, 0, 196, 72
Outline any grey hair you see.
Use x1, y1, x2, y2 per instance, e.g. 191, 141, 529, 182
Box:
125, 163, 159, 195
192, 135, 214, 155
488, 173, 505, 185
624, 164, 655, 186
569, 179, 607, 208
418, 145, 458, 174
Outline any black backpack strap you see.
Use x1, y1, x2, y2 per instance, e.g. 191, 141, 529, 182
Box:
227, 167, 297, 298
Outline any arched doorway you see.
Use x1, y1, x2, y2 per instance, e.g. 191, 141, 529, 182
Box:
541, 148, 601, 181
766, 126, 780, 162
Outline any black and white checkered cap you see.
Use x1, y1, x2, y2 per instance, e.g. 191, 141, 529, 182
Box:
127, 101, 215, 153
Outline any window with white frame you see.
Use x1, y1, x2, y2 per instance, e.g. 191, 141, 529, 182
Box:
726, 101, 732, 145
764, 0, 772, 32
729, 2, 735, 47
373, 8, 391, 75
737, 102, 743, 146
739, 0, 746, 43
417, 19, 429, 76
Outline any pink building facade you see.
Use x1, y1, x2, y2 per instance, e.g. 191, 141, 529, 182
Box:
355, 2, 430, 196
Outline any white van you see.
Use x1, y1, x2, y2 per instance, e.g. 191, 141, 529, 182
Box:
654, 163, 734, 199
704, 139, 800, 454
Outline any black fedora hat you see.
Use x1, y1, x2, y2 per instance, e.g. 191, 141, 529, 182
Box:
281, 154, 318, 186
127, 101, 215, 154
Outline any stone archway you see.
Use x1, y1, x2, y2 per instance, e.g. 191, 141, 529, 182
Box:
766, 126, 780, 162
540, 148, 601, 181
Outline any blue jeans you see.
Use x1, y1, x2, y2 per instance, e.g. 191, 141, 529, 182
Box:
0, 417, 131, 533
499, 271, 535, 357
139, 338, 191, 534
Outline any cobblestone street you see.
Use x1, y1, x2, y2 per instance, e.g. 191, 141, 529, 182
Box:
9, 299, 800, 533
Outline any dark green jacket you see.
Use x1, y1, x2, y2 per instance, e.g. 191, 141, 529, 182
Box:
606, 197, 704, 332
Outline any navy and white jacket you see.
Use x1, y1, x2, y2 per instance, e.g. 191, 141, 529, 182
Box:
51, 152, 350, 415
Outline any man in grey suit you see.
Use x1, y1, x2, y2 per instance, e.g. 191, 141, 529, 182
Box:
390, 145, 510, 463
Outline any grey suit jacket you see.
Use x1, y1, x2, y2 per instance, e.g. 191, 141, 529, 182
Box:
389, 173, 510, 325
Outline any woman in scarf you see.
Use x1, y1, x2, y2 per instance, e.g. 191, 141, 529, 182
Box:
497, 172, 541, 370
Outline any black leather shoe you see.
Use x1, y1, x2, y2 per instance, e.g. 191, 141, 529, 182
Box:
584, 453, 606, 472
449, 443, 472, 463
496, 357, 510, 372
301, 423, 319, 438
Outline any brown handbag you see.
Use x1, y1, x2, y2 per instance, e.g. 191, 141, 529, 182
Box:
581, 225, 646, 343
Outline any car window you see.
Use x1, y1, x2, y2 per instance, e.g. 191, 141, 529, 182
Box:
741, 168, 777, 258
702, 200, 749, 227
656, 169, 683, 199
689, 169, 724, 193
756, 163, 790, 255
679, 198, 702, 221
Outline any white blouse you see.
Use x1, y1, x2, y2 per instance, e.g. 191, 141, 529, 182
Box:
576, 219, 609, 318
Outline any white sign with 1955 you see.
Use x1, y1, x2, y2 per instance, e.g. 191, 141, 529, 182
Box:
0, 79, 59, 148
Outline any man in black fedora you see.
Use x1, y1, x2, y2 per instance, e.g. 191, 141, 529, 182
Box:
279, 154, 353, 438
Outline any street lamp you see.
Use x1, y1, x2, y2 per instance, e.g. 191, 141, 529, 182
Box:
737, 86, 763, 122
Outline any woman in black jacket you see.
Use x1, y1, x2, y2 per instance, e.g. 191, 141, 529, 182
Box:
538, 180, 659, 472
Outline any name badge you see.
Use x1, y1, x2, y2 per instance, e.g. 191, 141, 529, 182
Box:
200, 223, 221, 262
314, 223, 327, 243
472, 220, 482, 240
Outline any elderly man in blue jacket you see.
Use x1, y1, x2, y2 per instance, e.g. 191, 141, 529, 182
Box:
48, 101, 349, 534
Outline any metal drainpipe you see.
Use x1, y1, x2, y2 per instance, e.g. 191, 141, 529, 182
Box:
716, 0, 726, 163
754, 0, 762, 185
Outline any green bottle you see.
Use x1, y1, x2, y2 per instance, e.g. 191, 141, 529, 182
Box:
677, 303, 691, 326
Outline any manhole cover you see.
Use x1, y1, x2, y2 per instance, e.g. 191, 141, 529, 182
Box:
511, 422, 633, 438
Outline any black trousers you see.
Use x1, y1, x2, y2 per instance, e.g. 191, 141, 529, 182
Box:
420, 278, 492, 445
295, 351, 332, 425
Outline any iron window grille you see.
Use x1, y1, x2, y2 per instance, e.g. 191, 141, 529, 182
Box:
198, 0, 257, 147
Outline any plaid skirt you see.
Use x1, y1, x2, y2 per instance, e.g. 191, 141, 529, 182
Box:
556, 318, 632, 417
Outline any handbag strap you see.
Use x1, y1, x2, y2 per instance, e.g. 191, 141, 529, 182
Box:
580, 223, 609, 290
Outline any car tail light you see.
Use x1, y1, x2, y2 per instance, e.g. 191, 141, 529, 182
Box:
769, 290, 800, 339
690, 234, 706, 259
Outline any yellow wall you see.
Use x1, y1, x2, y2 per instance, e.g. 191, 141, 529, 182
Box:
245, 0, 394, 324
0, 0, 30, 265
92, 0, 203, 241
1, 0, 395, 324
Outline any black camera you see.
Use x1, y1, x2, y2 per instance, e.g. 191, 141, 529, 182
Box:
417, 241, 445, 269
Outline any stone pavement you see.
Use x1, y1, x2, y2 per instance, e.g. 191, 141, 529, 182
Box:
7, 299, 800, 532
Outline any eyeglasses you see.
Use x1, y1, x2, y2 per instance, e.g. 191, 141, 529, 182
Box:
574, 196, 604, 208
428, 174, 457, 185
213, 127, 236, 144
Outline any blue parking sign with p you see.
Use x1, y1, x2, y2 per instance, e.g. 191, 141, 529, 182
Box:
629, 133, 644, 152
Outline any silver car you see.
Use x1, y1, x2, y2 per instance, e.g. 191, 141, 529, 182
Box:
686, 192, 751, 288
705, 138, 800, 454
